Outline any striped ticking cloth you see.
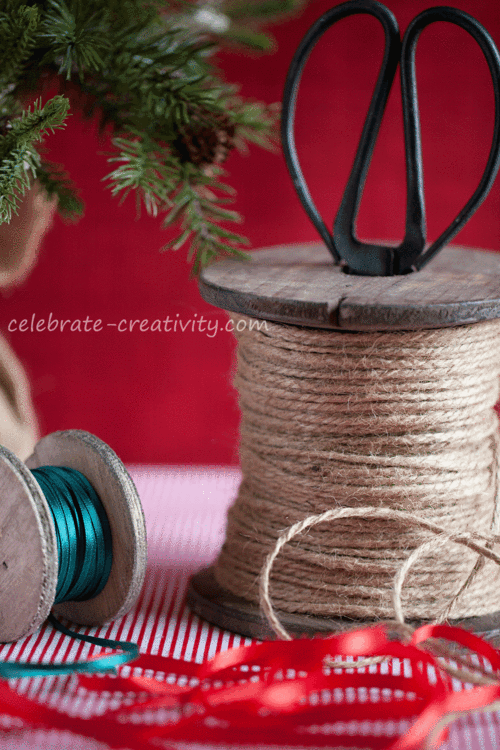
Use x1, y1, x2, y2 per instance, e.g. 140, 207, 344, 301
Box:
0, 466, 498, 749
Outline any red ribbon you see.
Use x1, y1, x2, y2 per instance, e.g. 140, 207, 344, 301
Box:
1, 622, 500, 749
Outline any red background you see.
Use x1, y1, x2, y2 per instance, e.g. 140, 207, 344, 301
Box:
2, 0, 500, 465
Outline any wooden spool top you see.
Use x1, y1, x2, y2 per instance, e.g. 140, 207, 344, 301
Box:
199, 243, 500, 331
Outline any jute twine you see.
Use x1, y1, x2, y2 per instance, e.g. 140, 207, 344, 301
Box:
214, 314, 500, 635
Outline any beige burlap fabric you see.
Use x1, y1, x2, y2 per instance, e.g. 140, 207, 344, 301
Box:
0, 183, 57, 458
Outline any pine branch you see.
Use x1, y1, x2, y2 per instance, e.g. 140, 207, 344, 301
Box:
5, 96, 69, 147
0, 95, 70, 223
36, 159, 84, 220
0, 4, 40, 87
162, 166, 250, 275
39, 0, 109, 80
104, 133, 250, 272
0, 147, 34, 223
72, 25, 220, 138
230, 100, 281, 152
0, 0, 306, 270
104, 134, 177, 217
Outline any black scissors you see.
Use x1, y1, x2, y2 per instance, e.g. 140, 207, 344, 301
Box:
281, 0, 500, 276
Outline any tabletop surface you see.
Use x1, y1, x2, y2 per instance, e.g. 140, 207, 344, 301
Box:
0, 466, 499, 750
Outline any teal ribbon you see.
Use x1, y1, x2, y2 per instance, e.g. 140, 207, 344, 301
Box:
0, 466, 139, 679
0, 615, 138, 679
34, 467, 113, 604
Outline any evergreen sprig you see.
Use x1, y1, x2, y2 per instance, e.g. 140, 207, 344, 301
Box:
39, 0, 109, 80
162, 165, 251, 276
0, 4, 40, 85
0, 0, 305, 271
105, 134, 176, 217
0, 95, 69, 222
36, 158, 83, 220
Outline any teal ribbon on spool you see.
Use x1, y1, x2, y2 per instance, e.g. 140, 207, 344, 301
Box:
35, 467, 113, 605
0, 466, 139, 679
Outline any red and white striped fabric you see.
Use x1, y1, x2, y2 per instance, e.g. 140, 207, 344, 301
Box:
0, 467, 499, 749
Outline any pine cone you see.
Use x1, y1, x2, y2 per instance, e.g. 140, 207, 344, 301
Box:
174, 112, 235, 167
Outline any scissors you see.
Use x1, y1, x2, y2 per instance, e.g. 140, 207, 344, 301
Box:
281, 0, 500, 276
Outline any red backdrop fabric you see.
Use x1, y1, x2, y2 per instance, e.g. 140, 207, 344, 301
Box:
2, 0, 500, 464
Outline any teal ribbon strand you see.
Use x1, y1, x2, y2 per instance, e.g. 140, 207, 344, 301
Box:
0, 615, 138, 679
33, 467, 113, 604
0, 466, 139, 679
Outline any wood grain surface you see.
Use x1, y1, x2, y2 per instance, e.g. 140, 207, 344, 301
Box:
26, 430, 147, 627
0, 446, 57, 642
199, 244, 500, 330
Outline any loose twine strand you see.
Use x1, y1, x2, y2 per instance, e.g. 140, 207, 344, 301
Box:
259, 504, 500, 640
215, 315, 500, 673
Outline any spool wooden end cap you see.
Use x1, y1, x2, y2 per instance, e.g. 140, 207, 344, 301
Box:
188, 567, 500, 640
199, 243, 500, 331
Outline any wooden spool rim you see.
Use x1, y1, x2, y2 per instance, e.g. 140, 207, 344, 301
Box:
0, 446, 58, 642
188, 567, 500, 640
0, 429, 147, 642
199, 243, 500, 331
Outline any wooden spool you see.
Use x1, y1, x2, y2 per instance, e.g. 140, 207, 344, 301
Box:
0, 429, 147, 643
187, 242, 500, 639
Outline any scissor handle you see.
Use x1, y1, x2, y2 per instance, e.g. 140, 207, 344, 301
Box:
404, 7, 500, 272
281, 1, 500, 276
281, 0, 401, 273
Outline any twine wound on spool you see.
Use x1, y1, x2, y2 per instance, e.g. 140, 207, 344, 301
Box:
214, 314, 500, 637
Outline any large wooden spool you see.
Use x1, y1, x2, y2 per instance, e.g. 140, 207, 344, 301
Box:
187, 243, 500, 639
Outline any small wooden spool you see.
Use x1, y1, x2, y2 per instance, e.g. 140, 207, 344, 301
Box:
187, 242, 500, 639
0, 429, 147, 643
